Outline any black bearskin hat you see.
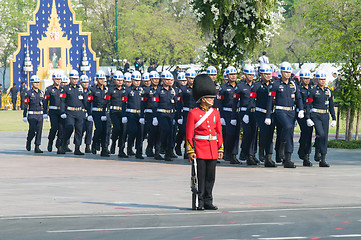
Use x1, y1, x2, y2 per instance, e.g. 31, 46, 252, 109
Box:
192, 74, 217, 102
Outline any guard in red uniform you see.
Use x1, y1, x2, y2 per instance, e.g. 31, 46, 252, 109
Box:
186, 74, 224, 210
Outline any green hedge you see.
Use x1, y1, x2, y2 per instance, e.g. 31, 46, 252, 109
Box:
328, 139, 361, 149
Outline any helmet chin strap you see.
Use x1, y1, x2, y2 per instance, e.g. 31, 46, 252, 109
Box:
203, 98, 214, 106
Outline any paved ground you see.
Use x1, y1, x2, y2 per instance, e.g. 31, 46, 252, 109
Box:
0, 131, 361, 239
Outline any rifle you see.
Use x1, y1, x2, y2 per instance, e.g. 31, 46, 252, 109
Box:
191, 157, 198, 210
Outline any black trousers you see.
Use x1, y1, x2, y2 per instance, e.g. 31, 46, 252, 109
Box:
27, 114, 43, 145
48, 109, 64, 147
82, 118, 93, 145
311, 112, 329, 154
63, 111, 85, 146
110, 111, 126, 149
12, 97, 17, 110
196, 159, 217, 204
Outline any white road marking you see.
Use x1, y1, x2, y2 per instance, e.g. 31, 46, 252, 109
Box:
258, 237, 307, 240
2, 205, 361, 220
47, 222, 294, 233
330, 234, 361, 238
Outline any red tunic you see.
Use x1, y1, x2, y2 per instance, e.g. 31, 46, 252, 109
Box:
186, 106, 224, 160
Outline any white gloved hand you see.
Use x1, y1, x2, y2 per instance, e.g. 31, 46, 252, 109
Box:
298, 110, 304, 119
173, 119, 176, 125
220, 118, 226, 126
306, 119, 314, 127
43, 114, 49, 122
60, 113, 67, 119
264, 118, 271, 126
152, 117, 158, 126
177, 118, 183, 125
139, 118, 145, 124
87, 115, 93, 122
22, 117, 27, 123
230, 119, 237, 126
330, 120, 336, 127
242, 114, 249, 124
101, 116, 107, 121
122, 117, 128, 124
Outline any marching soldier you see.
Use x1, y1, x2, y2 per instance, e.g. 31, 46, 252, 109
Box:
252, 64, 276, 167
122, 71, 145, 159
186, 74, 223, 210
44, 71, 64, 153
23, 75, 44, 153
107, 71, 128, 158
207, 66, 221, 110
124, 73, 132, 88
79, 75, 93, 153
297, 69, 314, 166
152, 70, 177, 161
306, 70, 336, 167
218, 66, 239, 163
265, 62, 304, 168
58, 70, 87, 155
87, 70, 111, 157
232, 64, 258, 165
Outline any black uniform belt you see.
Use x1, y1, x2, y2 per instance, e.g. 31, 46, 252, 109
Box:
67, 107, 82, 111
312, 108, 328, 113
110, 106, 122, 111
28, 111, 43, 115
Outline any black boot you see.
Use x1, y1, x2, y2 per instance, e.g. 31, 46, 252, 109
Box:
279, 141, 286, 163
183, 153, 188, 160
230, 155, 240, 164
34, 145, 43, 153
118, 149, 128, 158
47, 140, 53, 152
319, 153, 330, 167
175, 144, 182, 156
85, 144, 91, 153
127, 148, 135, 156
57, 145, 66, 154
204, 202, 218, 210
303, 154, 313, 166
197, 200, 204, 211
164, 149, 173, 161
91, 143, 97, 154
314, 148, 321, 162
239, 152, 247, 161
275, 151, 282, 163
101, 147, 110, 157
146, 147, 154, 157
110, 141, 116, 154
74, 145, 84, 155
26, 140, 31, 151
135, 151, 144, 159
246, 155, 258, 165
283, 152, 296, 168
264, 154, 276, 167
154, 150, 164, 160
171, 149, 178, 158
65, 145, 72, 152
258, 147, 266, 162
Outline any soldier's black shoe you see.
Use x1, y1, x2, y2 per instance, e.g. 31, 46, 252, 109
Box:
164, 151, 173, 161
26, 140, 31, 151
91, 144, 97, 154
258, 147, 266, 162
319, 154, 329, 167
146, 148, 154, 157
314, 148, 321, 162
85, 144, 91, 153
175, 144, 182, 156
246, 155, 258, 165
57, 147, 66, 154
197, 201, 204, 211
47, 140, 53, 152
183, 153, 188, 160
100, 148, 110, 157
110, 142, 116, 154
275, 151, 283, 163
136, 153, 144, 159
65, 146, 72, 153
118, 151, 128, 158
264, 154, 276, 167
74, 145, 84, 155
230, 155, 240, 164
204, 204, 218, 210
171, 150, 178, 158
34, 145, 43, 153
283, 152, 296, 168
96, 143, 100, 151
239, 152, 247, 161
303, 154, 312, 166
154, 154, 164, 160
127, 149, 135, 156
253, 156, 261, 164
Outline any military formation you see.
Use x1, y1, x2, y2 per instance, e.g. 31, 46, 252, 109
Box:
22, 61, 336, 168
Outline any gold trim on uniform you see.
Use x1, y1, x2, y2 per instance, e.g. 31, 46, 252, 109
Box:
186, 139, 195, 154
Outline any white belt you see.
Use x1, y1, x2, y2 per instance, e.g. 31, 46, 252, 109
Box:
255, 107, 267, 113
157, 109, 173, 113
275, 106, 295, 111
312, 108, 328, 113
92, 107, 103, 111
194, 135, 217, 141
144, 109, 153, 113
49, 106, 60, 110
28, 111, 43, 115
223, 107, 232, 112
67, 107, 82, 111
240, 107, 247, 111
182, 107, 190, 111
110, 106, 122, 110
126, 109, 141, 113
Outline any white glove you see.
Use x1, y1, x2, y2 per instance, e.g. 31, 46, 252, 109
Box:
173, 119, 176, 125
101, 116, 107, 121
306, 119, 314, 127
230, 119, 237, 126
43, 114, 49, 122
298, 110, 304, 119
242, 114, 249, 124
87, 115, 93, 122
177, 118, 183, 125
60, 113, 67, 119
330, 120, 336, 127
264, 118, 271, 125
152, 117, 158, 126
220, 118, 226, 126
122, 117, 128, 123
139, 118, 145, 124
22, 117, 27, 123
